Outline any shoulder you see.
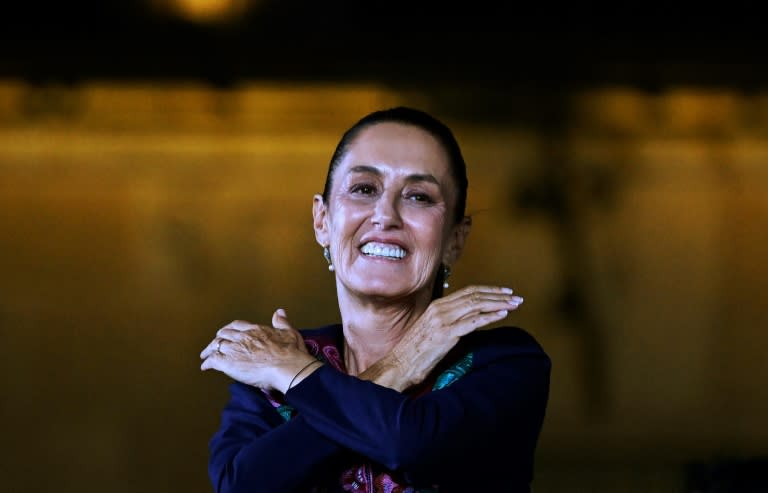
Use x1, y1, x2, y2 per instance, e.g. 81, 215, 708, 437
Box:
462, 325, 546, 353
460, 326, 550, 367
297, 323, 344, 370
296, 323, 343, 352
297, 323, 342, 340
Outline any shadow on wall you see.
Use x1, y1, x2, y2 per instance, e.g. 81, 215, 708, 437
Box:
686, 457, 768, 492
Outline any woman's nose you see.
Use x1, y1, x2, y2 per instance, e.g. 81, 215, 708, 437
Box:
371, 194, 402, 229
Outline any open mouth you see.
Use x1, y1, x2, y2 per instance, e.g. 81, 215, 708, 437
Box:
360, 241, 407, 260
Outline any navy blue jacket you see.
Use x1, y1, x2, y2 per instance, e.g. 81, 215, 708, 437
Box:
208, 324, 550, 492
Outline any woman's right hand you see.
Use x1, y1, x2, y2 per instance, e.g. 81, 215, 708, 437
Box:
199, 311, 316, 393
362, 285, 523, 390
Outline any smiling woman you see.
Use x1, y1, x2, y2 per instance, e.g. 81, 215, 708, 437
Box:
314, 122, 462, 306
200, 107, 551, 492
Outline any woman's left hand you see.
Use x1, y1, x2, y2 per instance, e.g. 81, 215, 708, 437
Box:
200, 309, 317, 392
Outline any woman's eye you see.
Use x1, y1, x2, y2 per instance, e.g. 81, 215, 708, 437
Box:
350, 184, 377, 195
406, 192, 433, 203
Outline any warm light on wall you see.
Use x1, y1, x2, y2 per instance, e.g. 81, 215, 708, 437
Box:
151, 0, 260, 24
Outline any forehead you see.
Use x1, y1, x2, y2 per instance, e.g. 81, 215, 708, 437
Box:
340, 122, 452, 176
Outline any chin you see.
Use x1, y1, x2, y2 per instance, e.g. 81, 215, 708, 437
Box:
359, 283, 408, 299
348, 276, 426, 300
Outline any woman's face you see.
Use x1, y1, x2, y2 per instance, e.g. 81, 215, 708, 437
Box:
314, 122, 468, 301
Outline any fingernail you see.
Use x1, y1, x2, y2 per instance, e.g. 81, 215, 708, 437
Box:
509, 296, 523, 304
501, 287, 514, 294
277, 308, 287, 317
497, 309, 509, 316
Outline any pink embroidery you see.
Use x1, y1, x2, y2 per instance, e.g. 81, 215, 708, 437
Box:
262, 389, 284, 409
341, 465, 371, 492
323, 345, 344, 371
305, 339, 320, 356
373, 472, 416, 493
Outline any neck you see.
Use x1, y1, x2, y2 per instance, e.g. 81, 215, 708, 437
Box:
336, 284, 432, 376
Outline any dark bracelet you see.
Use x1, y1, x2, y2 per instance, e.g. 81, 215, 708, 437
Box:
288, 360, 321, 391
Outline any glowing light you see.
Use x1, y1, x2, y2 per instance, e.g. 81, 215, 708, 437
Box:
154, 0, 259, 24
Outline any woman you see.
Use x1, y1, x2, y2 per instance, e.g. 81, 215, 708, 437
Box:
200, 107, 551, 492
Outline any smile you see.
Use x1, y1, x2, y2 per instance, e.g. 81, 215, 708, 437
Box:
360, 242, 407, 259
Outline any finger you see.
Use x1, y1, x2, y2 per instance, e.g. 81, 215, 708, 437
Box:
216, 327, 253, 341
447, 285, 515, 299
445, 285, 519, 303
216, 323, 270, 342
451, 285, 522, 304
434, 289, 523, 324
202, 320, 260, 359
200, 352, 222, 371
272, 308, 294, 330
200, 338, 220, 359
449, 309, 511, 337
454, 293, 523, 307
200, 337, 230, 360
219, 320, 255, 332
436, 286, 518, 312
271, 308, 307, 351
455, 299, 522, 323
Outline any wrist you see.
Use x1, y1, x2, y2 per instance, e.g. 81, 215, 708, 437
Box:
390, 346, 419, 388
394, 334, 458, 387
277, 358, 322, 394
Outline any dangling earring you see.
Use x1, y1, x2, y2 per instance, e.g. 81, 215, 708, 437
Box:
442, 265, 451, 289
323, 246, 335, 272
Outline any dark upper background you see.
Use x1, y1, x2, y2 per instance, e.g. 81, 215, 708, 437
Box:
2, 1, 768, 91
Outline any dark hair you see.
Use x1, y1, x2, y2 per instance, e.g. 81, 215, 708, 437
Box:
321, 106, 468, 224
321, 106, 469, 299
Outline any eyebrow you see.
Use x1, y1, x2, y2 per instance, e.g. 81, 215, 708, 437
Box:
348, 165, 440, 185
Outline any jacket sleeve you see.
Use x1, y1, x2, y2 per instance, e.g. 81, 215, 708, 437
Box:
284, 329, 551, 487
208, 381, 342, 493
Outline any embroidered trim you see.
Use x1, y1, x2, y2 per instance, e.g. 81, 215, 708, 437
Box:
265, 329, 475, 492
432, 352, 473, 390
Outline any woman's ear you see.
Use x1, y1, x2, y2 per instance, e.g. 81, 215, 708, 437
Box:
443, 215, 472, 266
312, 194, 330, 247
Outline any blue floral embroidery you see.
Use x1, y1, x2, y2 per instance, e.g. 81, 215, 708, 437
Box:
432, 352, 473, 390
276, 404, 294, 421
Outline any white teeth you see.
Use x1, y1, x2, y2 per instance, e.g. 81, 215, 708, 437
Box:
361, 242, 406, 259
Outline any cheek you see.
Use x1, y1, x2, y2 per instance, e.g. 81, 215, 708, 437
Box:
328, 204, 366, 242
408, 214, 449, 253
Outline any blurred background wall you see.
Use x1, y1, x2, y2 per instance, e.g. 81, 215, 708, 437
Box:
1, 3, 767, 492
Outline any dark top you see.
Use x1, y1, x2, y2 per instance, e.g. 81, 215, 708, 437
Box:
208, 324, 551, 493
